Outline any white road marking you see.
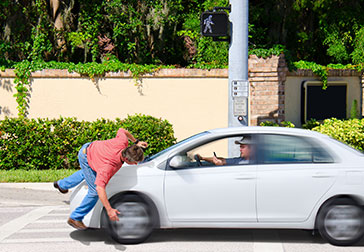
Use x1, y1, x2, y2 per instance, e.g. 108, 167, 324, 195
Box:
18, 228, 73, 233
253, 230, 284, 252
0, 206, 57, 242
34, 219, 65, 223
1, 237, 75, 243
47, 213, 69, 217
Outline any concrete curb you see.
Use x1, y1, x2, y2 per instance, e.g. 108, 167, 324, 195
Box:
0, 183, 54, 191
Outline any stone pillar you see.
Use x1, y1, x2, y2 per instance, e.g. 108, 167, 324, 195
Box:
249, 54, 288, 126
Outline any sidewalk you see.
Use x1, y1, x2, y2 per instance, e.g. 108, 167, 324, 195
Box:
0, 182, 54, 191
0, 183, 71, 206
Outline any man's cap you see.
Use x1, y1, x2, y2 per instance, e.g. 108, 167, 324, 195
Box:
235, 136, 253, 145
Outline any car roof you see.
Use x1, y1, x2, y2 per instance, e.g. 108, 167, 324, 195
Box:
207, 126, 328, 139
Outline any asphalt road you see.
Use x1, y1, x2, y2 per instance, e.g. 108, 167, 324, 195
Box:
1, 183, 364, 252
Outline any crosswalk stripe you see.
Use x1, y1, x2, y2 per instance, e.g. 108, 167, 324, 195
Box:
18, 228, 73, 233
34, 219, 65, 223
0, 206, 57, 242
47, 213, 69, 217
2, 237, 75, 243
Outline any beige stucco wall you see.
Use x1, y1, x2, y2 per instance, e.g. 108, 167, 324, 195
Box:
0, 76, 228, 141
285, 76, 362, 127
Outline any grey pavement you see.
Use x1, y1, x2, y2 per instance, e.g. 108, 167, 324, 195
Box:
0, 182, 70, 207
1, 183, 364, 252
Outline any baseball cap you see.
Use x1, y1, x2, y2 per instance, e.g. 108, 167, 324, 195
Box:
235, 136, 253, 145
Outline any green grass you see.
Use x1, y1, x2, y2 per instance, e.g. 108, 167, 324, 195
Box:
0, 169, 79, 182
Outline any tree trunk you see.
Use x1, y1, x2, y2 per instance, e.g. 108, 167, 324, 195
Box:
49, 0, 66, 52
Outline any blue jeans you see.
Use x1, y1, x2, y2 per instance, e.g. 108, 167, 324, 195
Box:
58, 142, 99, 221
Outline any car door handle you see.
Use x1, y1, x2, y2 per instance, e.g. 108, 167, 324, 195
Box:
235, 174, 255, 180
312, 172, 335, 178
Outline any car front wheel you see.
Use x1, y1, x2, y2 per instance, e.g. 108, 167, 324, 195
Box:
317, 198, 364, 246
102, 194, 157, 244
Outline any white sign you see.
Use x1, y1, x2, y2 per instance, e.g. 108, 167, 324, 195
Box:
233, 97, 247, 116
232, 80, 249, 97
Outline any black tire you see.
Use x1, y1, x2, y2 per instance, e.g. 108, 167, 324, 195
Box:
317, 198, 364, 246
102, 193, 157, 244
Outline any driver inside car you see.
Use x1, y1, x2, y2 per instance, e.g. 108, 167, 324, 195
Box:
195, 136, 253, 166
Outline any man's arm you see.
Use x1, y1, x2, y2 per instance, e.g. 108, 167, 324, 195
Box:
123, 129, 148, 148
96, 185, 120, 221
196, 154, 226, 166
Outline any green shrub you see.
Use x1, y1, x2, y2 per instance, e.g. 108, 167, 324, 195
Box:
259, 121, 280, 127
261, 118, 364, 151
302, 118, 321, 130
259, 120, 295, 128
312, 118, 364, 151
0, 114, 176, 171
350, 99, 359, 119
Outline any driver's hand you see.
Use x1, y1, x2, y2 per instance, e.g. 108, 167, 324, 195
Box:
213, 156, 224, 166
195, 154, 203, 161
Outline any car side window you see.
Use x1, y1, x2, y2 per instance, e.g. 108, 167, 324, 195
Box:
169, 135, 256, 170
259, 134, 333, 164
311, 144, 334, 163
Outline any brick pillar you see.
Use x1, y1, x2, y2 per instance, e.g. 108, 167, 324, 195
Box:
249, 54, 288, 126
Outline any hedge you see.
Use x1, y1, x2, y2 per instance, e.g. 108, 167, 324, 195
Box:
261, 118, 364, 152
0, 114, 176, 171
312, 118, 364, 152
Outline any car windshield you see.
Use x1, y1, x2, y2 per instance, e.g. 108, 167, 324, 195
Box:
142, 131, 210, 162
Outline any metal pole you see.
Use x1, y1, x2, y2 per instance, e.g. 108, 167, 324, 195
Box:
228, 0, 249, 157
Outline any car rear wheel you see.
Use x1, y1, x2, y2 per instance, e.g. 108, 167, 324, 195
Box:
317, 198, 364, 246
102, 194, 157, 244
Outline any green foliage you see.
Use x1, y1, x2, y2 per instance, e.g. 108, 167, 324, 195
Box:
0, 169, 79, 183
312, 118, 364, 152
260, 121, 280, 127
294, 61, 364, 89
280, 121, 295, 128
259, 121, 295, 128
351, 27, 364, 65
0, 114, 176, 171
13, 61, 32, 117
350, 99, 359, 119
294, 61, 328, 89
302, 118, 321, 130
261, 117, 364, 152
120, 114, 177, 155
1, 1, 364, 66
249, 45, 286, 59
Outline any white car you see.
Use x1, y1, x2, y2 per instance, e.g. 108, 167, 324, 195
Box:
69, 127, 364, 246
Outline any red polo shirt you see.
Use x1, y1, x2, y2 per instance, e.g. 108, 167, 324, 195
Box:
87, 128, 128, 188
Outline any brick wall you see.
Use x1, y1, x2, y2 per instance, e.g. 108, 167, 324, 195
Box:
248, 54, 288, 126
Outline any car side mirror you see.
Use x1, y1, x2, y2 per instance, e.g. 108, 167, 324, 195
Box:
169, 155, 189, 169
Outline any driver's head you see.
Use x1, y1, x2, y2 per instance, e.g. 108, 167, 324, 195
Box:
235, 136, 252, 160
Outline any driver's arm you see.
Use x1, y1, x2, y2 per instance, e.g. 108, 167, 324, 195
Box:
196, 154, 226, 166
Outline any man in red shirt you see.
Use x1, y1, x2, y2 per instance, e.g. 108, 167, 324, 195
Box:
54, 128, 148, 230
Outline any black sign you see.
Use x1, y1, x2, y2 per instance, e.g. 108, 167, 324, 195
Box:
200, 11, 229, 37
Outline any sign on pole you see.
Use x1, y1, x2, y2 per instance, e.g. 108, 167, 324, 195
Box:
200, 11, 229, 37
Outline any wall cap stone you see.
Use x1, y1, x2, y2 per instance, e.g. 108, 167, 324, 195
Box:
0, 68, 229, 79
287, 69, 361, 77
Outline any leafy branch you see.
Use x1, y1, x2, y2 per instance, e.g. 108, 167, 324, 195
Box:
294, 61, 364, 89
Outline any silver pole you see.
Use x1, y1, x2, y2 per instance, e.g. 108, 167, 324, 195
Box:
228, 0, 249, 157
